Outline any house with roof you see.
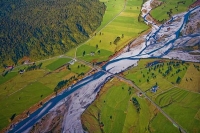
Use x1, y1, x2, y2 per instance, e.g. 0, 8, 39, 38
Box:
151, 85, 158, 93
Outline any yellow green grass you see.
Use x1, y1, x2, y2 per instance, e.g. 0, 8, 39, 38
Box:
81, 78, 178, 133
0, 70, 45, 100
0, 61, 91, 130
155, 88, 200, 132
125, 59, 200, 132
195, 109, 200, 121
0, 82, 52, 130
46, 58, 72, 71
65, 47, 76, 57
179, 63, 200, 92
150, 0, 194, 21
0, 72, 18, 85
77, 45, 113, 62
150, 112, 179, 133
39, 62, 91, 89
124, 59, 192, 96
75, 0, 149, 63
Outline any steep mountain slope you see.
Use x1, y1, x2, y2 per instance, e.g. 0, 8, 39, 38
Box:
0, 0, 106, 65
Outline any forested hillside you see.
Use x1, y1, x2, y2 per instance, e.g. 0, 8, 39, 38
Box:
0, 0, 106, 66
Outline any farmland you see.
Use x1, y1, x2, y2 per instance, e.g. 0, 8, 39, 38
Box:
124, 59, 200, 132
150, 0, 194, 22
0, 82, 52, 129
75, 0, 149, 63
1, 0, 199, 132
0, 58, 91, 130
155, 88, 200, 132
81, 78, 179, 133
46, 58, 72, 71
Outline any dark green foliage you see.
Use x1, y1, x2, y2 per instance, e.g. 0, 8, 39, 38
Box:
113, 37, 121, 45
83, 51, 86, 56
26, 63, 42, 71
132, 97, 140, 113
176, 76, 181, 84
0, 0, 106, 66
10, 113, 16, 121
54, 80, 68, 92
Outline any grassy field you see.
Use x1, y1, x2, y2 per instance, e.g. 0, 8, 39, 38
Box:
150, 112, 179, 133
124, 59, 191, 98
0, 70, 45, 100
155, 88, 200, 132
0, 82, 52, 129
74, 0, 149, 63
0, 72, 18, 85
0, 59, 91, 130
124, 59, 200, 132
77, 44, 113, 62
81, 78, 178, 133
46, 58, 72, 71
150, 0, 194, 21
179, 63, 200, 92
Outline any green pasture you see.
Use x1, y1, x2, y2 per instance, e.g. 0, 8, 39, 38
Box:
0, 82, 52, 130
180, 63, 200, 92
81, 78, 177, 133
38, 70, 72, 89
97, 0, 125, 32
39, 62, 91, 89
65, 47, 76, 57
0, 70, 44, 100
77, 44, 113, 62
46, 58, 71, 71
74, 0, 149, 63
150, 0, 194, 21
155, 88, 200, 132
69, 62, 91, 74
125, 59, 192, 95
150, 112, 179, 133
39, 58, 58, 69
0, 72, 18, 85
124, 59, 200, 132
0, 60, 91, 130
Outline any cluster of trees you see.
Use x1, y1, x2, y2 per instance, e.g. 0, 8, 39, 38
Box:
145, 60, 188, 84
0, 0, 106, 66
132, 97, 140, 113
54, 80, 69, 92
26, 63, 42, 71
54, 75, 79, 92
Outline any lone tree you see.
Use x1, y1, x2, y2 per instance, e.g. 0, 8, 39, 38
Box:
176, 76, 181, 84
113, 37, 120, 45
97, 50, 100, 54
83, 51, 86, 56
96, 44, 98, 49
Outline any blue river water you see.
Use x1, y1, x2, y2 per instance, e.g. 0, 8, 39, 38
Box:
8, 5, 200, 133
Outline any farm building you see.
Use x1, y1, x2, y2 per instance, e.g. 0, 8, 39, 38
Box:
151, 85, 158, 93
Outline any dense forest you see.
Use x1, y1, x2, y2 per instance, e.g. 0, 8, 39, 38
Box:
0, 0, 106, 66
